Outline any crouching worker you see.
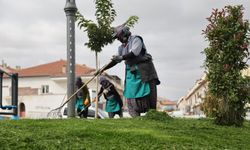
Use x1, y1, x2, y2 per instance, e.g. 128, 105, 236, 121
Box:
75, 77, 91, 118
96, 76, 123, 118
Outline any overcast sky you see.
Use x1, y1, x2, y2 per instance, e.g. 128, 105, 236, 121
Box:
0, 0, 249, 101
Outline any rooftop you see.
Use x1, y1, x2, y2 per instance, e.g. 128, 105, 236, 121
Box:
6, 59, 96, 78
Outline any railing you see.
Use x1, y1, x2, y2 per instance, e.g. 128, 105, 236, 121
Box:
0, 69, 18, 116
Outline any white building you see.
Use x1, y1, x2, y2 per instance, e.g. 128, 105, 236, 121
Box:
1, 60, 123, 119
177, 74, 207, 115
178, 68, 250, 116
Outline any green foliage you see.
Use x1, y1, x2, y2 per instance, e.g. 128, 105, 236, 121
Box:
1, 119, 250, 149
143, 109, 173, 122
201, 92, 220, 117
76, 0, 139, 52
124, 16, 139, 28
202, 5, 250, 126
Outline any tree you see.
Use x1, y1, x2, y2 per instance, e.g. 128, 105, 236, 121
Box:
75, 0, 139, 118
76, 0, 138, 53
202, 5, 250, 126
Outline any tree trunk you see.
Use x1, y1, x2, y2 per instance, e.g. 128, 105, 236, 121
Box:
95, 51, 99, 119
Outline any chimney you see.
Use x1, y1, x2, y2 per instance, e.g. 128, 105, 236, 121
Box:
16, 66, 21, 70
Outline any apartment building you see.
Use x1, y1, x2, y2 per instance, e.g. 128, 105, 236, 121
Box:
178, 68, 250, 116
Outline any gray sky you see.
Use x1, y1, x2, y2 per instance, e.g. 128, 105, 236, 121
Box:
0, 0, 249, 101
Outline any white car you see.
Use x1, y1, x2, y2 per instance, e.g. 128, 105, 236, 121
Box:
168, 110, 184, 117
62, 106, 108, 119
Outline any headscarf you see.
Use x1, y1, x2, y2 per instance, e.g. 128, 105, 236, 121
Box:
99, 76, 107, 84
112, 24, 131, 39
76, 77, 83, 88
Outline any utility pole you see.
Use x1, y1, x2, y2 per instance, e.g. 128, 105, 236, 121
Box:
64, 0, 77, 118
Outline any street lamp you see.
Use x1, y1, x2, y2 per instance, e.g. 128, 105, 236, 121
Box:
64, 0, 77, 117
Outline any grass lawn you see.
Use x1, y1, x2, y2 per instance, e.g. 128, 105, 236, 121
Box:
0, 114, 250, 150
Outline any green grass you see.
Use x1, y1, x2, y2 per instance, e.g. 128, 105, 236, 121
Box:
0, 116, 250, 150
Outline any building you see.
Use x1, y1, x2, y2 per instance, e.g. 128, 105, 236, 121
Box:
177, 97, 188, 115
157, 98, 177, 112
178, 74, 207, 115
178, 68, 250, 116
1, 60, 123, 119
242, 68, 250, 76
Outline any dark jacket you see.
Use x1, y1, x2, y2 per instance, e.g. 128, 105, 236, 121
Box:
125, 36, 160, 85
98, 82, 123, 108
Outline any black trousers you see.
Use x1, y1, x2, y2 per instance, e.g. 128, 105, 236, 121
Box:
149, 79, 157, 109
78, 108, 88, 118
108, 109, 123, 118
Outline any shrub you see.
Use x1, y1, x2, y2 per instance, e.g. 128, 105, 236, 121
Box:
202, 5, 250, 126
143, 109, 173, 122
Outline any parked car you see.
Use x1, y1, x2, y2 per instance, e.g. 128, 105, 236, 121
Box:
168, 110, 184, 117
62, 106, 108, 119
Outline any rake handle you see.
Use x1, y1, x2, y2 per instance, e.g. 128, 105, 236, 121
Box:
57, 60, 113, 109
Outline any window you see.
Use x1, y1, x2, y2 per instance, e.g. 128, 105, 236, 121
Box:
41, 85, 49, 94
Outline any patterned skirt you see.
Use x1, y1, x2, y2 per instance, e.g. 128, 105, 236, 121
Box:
127, 80, 157, 117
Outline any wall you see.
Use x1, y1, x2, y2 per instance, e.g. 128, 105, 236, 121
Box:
1, 75, 121, 119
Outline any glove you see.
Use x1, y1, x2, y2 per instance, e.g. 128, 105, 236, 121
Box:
83, 98, 90, 107
92, 97, 100, 103
112, 55, 123, 63
92, 97, 97, 103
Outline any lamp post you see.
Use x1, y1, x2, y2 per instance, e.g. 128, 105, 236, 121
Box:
64, 0, 77, 117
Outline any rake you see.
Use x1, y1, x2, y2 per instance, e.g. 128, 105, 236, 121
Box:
47, 61, 113, 119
